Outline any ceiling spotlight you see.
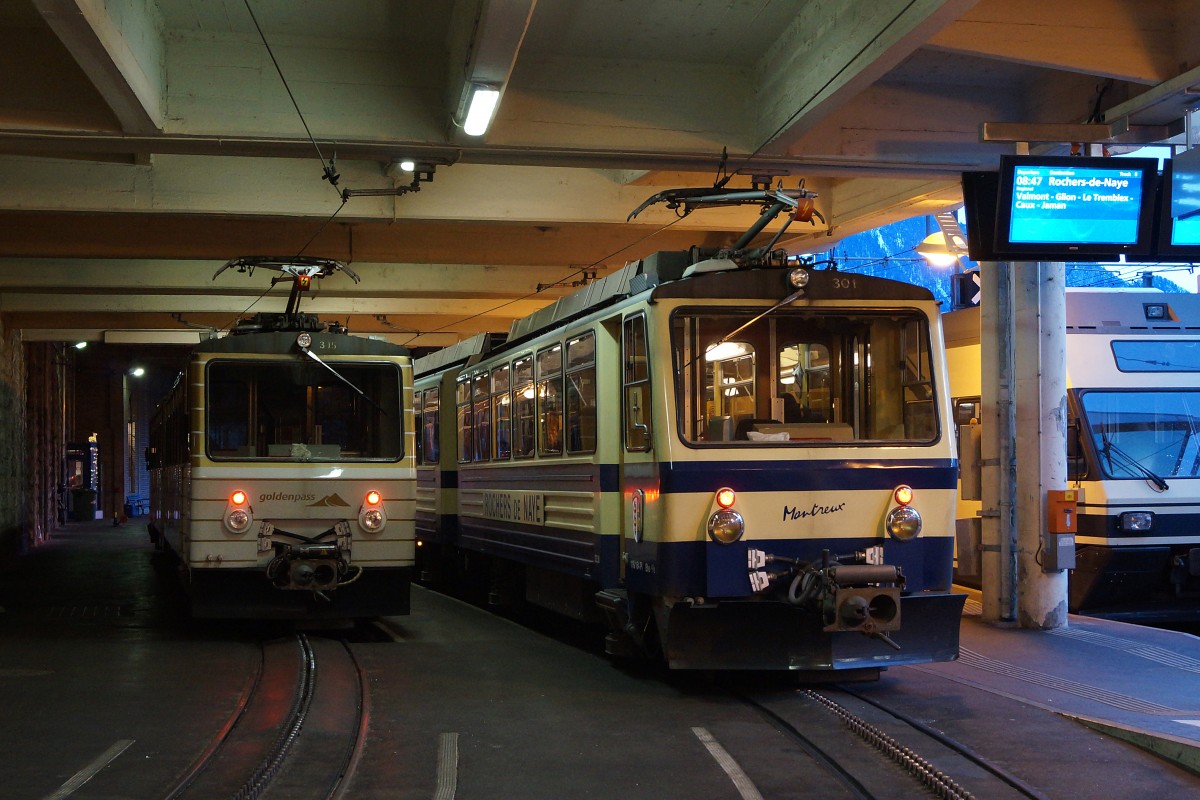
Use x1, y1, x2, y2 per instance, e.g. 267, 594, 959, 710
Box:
398, 159, 416, 172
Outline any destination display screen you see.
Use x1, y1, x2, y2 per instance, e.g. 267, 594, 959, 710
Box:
1007, 162, 1144, 244
992, 155, 1158, 259
1156, 157, 1200, 250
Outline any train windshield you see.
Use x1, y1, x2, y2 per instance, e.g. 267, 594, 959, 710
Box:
1078, 389, 1200, 479
206, 359, 404, 461
674, 307, 938, 445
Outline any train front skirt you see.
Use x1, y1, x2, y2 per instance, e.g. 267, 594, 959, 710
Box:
661, 591, 966, 672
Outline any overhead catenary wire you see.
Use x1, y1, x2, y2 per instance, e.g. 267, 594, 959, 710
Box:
399, 214, 689, 346
242, 0, 340, 196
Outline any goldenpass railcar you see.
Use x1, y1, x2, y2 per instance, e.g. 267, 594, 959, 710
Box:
147, 258, 416, 620
946, 289, 1200, 619
413, 188, 965, 674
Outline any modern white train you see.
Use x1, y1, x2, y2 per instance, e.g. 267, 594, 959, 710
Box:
945, 288, 1200, 618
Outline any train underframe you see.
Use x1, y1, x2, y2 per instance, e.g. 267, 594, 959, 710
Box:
150, 521, 411, 620
1071, 542, 1200, 621
417, 540, 964, 673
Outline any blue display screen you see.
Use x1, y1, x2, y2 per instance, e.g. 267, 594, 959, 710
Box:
1170, 163, 1200, 245
1007, 163, 1145, 244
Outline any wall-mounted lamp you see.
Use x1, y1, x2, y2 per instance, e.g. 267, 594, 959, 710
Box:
917, 211, 969, 268
74, 341, 88, 350
461, 83, 501, 137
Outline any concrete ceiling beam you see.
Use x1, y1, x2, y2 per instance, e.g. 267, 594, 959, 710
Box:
33, 0, 164, 134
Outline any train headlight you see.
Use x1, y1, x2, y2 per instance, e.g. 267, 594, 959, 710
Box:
885, 506, 922, 541
787, 267, 810, 289
224, 489, 253, 533
296, 332, 312, 348
1119, 511, 1154, 531
708, 509, 745, 544
227, 509, 251, 532
359, 490, 387, 532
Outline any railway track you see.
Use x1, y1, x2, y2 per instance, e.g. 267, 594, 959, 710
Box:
735, 684, 1050, 800
163, 633, 366, 800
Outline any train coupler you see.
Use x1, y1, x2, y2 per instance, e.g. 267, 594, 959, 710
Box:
265, 540, 347, 592
769, 549, 904, 641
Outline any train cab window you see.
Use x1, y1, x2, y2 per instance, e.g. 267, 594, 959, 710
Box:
512, 356, 536, 458
537, 344, 564, 456
674, 308, 939, 446
492, 365, 511, 460
623, 314, 652, 451
565, 332, 597, 454
473, 372, 491, 461
1078, 389, 1200, 479
455, 375, 474, 464
422, 387, 440, 464
206, 359, 403, 461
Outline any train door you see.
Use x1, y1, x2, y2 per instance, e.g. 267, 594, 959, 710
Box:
621, 312, 655, 588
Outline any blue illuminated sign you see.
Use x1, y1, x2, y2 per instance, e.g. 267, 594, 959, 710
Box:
1008, 164, 1144, 245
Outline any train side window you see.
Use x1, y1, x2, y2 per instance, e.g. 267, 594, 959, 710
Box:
473, 372, 491, 461
566, 332, 597, 454
623, 314, 652, 451
455, 375, 473, 464
492, 364, 511, 460
537, 344, 564, 456
513, 356, 536, 458
414, 390, 423, 463
422, 386, 440, 464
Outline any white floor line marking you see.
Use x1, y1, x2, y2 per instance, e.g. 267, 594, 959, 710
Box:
433, 731, 459, 800
42, 739, 135, 800
692, 726, 764, 800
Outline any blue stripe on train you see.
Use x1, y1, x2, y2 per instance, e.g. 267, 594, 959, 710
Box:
616, 534, 954, 598
1078, 510, 1200, 542
654, 458, 958, 493
442, 457, 957, 495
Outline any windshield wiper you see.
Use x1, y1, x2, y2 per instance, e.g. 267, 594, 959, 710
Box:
1099, 430, 1169, 491
299, 346, 390, 419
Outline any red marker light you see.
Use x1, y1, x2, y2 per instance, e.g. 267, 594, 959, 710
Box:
715, 487, 736, 509
365, 490, 382, 506
231, 490, 247, 506
894, 485, 914, 506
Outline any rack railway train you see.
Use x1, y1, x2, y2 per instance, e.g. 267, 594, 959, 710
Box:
412, 185, 965, 675
946, 288, 1200, 620
147, 257, 416, 620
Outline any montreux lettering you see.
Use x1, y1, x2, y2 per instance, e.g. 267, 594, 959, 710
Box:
482, 491, 545, 525
783, 500, 847, 521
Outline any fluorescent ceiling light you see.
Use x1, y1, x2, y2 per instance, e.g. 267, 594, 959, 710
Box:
463, 86, 501, 136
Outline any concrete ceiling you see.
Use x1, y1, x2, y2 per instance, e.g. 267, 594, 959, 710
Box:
2, 0, 1199, 348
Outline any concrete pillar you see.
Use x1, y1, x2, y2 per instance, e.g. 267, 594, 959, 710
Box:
979, 260, 1016, 623
1014, 261, 1069, 628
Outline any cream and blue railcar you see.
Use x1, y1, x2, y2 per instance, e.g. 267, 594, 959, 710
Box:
149, 315, 415, 620
415, 248, 964, 674
946, 289, 1200, 618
